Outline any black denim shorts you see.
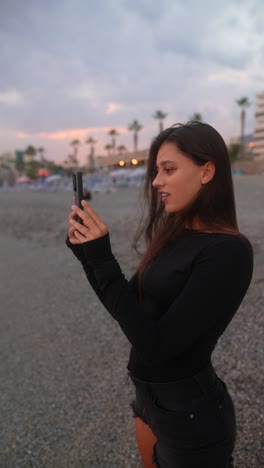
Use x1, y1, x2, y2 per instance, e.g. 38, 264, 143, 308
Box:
129, 364, 236, 467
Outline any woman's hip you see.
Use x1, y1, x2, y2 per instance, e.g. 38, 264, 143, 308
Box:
129, 364, 236, 450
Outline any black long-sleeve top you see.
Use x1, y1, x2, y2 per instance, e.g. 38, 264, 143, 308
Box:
66, 231, 253, 382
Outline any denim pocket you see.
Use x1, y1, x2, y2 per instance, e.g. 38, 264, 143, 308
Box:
147, 399, 198, 449
146, 389, 236, 450
192, 391, 236, 448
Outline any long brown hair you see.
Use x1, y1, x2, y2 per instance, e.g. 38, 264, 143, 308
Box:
134, 121, 239, 275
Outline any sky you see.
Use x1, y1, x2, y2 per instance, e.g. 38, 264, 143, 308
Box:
0, 0, 263, 165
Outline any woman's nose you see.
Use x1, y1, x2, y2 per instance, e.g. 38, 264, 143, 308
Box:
152, 172, 163, 188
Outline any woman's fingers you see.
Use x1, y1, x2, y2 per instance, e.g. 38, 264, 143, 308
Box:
68, 202, 108, 243
67, 225, 78, 243
81, 200, 107, 230
68, 225, 78, 237
68, 225, 89, 244
71, 204, 96, 228
71, 202, 108, 233
69, 218, 92, 237
68, 211, 76, 221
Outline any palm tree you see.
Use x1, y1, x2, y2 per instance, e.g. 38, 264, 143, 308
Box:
117, 144, 127, 156
24, 145, 36, 177
24, 146, 38, 178
236, 97, 251, 160
228, 143, 240, 162
189, 113, 203, 122
15, 151, 25, 175
70, 139, 80, 166
153, 110, 167, 132
37, 147, 45, 164
25, 145, 36, 163
62, 158, 71, 176
108, 129, 118, 155
104, 144, 113, 156
86, 137, 97, 157
86, 137, 97, 173
67, 154, 78, 167
128, 120, 143, 153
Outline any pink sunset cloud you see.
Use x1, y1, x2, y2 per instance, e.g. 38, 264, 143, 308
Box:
16, 126, 128, 142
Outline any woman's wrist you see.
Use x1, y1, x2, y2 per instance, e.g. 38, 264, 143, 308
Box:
81, 232, 113, 265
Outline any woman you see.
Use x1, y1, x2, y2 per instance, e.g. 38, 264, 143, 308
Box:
66, 122, 253, 467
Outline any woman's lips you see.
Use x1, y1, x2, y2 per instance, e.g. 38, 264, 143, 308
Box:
160, 193, 170, 202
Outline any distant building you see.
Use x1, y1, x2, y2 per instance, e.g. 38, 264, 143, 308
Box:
228, 134, 255, 157
0, 151, 15, 170
96, 149, 149, 168
0, 150, 25, 176
253, 92, 264, 157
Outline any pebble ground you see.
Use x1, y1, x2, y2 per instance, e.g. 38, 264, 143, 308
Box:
0, 175, 263, 467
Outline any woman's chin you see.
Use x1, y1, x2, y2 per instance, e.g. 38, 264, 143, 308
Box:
164, 204, 177, 213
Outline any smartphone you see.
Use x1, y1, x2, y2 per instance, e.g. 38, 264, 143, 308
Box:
72, 171, 83, 224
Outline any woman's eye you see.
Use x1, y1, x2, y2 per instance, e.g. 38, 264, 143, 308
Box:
165, 168, 175, 174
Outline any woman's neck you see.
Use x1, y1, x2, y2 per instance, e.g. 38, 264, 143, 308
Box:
186, 217, 238, 234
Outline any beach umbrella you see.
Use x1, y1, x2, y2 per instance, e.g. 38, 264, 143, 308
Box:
45, 174, 62, 183
109, 168, 130, 177
128, 167, 147, 177
16, 176, 33, 184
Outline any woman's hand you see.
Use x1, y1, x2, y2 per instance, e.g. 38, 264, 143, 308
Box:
67, 200, 108, 244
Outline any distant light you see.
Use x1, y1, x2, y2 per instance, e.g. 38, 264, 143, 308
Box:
131, 159, 139, 165
119, 160, 125, 166
38, 170, 49, 177
248, 142, 254, 148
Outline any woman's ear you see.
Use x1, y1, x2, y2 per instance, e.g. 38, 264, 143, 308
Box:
201, 162, 215, 184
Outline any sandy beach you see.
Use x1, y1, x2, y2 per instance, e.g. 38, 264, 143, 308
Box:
0, 175, 263, 467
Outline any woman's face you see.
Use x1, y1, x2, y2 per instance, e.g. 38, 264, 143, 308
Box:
152, 142, 208, 213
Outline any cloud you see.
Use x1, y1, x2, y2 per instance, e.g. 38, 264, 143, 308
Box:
106, 102, 121, 114
16, 125, 128, 141
16, 131, 29, 139
0, 89, 24, 105
207, 69, 251, 85
0, 0, 263, 161
69, 81, 97, 101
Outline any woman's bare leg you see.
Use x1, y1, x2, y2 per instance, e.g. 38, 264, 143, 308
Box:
135, 416, 157, 467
